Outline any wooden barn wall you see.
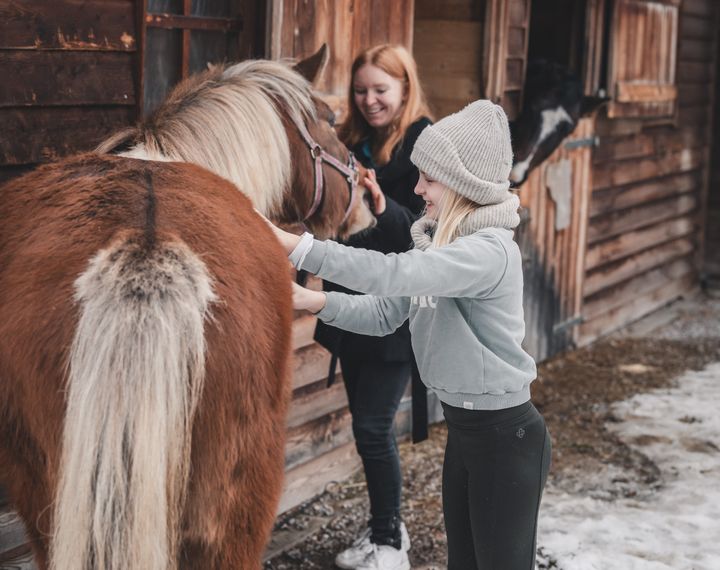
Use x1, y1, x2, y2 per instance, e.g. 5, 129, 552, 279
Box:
268, 0, 414, 113
267, 0, 419, 512
0, 0, 139, 185
579, 0, 720, 343
705, 25, 720, 288
413, 0, 486, 119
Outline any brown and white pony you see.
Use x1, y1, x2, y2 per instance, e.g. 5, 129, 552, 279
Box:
0, 48, 373, 570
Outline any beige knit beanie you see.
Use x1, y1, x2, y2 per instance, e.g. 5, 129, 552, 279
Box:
410, 100, 513, 205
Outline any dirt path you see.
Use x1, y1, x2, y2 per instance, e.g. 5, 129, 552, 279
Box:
264, 296, 720, 569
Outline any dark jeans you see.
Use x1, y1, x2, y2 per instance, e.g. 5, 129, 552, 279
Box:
340, 353, 410, 547
442, 401, 552, 570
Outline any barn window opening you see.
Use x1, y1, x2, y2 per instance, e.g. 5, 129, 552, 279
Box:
527, 0, 588, 79
142, 0, 246, 114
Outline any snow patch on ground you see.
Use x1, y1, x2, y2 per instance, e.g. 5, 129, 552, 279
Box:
538, 362, 720, 570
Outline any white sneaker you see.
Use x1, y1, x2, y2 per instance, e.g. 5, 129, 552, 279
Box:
335, 527, 373, 569
399, 522, 411, 552
335, 523, 411, 569
355, 544, 410, 570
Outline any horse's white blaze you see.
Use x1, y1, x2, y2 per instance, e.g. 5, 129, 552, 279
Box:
51, 238, 217, 570
510, 105, 573, 184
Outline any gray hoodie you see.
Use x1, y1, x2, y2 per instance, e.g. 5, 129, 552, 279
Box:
300, 227, 537, 411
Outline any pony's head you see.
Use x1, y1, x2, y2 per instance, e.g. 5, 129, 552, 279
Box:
97, 46, 374, 240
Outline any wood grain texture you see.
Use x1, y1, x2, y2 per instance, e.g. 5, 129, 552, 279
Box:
0, 51, 135, 107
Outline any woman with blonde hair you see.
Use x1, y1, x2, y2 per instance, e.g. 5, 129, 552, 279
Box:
270, 100, 552, 570
312, 44, 432, 569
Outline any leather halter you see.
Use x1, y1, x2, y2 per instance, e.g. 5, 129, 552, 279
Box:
292, 117, 360, 224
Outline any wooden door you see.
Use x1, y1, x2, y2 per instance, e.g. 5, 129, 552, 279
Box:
516, 118, 594, 361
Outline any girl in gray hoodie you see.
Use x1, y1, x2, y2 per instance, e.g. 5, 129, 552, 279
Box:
270, 100, 551, 570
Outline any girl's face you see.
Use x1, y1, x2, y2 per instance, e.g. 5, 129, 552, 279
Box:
352, 64, 406, 129
414, 172, 448, 219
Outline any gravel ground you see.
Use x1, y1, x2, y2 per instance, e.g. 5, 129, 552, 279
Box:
264, 294, 720, 569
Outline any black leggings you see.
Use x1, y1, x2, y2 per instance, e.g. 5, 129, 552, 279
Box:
442, 401, 551, 570
340, 355, 410, 545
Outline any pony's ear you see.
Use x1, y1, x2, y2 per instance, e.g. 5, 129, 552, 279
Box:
293, 44, 330, 86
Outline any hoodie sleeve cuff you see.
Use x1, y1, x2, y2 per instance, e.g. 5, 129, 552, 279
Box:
315, 291, 341, 321
299, 238, 328, 274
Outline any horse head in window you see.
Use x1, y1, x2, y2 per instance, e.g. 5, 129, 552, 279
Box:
509, 59, 609, 186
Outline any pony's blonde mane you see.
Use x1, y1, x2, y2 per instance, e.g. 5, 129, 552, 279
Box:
99, 60, 317, 215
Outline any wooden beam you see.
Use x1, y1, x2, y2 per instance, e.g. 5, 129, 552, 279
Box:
145, 13, 243, 32
278, 441, 361, 514
579, 274, 697, 344
585, 216, 695, 270
0, 51, 135, 107
583, 257, 695, 321
615, 82, 677, 103
0, 0, 136, 51
0, 106, 135, 165
584, 237, 694, 296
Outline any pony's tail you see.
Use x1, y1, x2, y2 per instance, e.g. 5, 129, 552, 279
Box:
95, 127, 141, 155
51, 235, 217, 570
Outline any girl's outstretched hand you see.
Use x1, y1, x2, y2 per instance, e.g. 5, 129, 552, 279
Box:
254, 209, 301, 254
363, 169, 386, 215
292, 282, 326, 314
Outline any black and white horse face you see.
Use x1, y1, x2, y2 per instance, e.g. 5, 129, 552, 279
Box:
509, 60, 607, 186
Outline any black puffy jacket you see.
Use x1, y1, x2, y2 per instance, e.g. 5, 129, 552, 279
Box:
314, 117, 432, 362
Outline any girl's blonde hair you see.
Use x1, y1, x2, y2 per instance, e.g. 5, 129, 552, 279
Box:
432, 188, 478, 248
338, 44, 432, 165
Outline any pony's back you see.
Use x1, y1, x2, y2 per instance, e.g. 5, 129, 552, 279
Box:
0, 154, 293, 569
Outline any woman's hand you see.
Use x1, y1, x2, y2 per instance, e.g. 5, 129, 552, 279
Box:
254, 209, 301, 254
292, 282, 326, 314
363, 169, 386, 215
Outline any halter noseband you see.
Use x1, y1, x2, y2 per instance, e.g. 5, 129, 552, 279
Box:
292, 117, 360, 225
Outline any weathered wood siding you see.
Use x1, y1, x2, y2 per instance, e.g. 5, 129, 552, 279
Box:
269, 0, 414, 112
517, 118, 593, 361
0, 0, 139, 184
413, 0, 485, 118
579, 0, 720, 343
705, 22, 720, 287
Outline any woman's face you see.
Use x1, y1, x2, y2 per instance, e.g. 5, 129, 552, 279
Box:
414, 172, 448, 219
352, 64, 405, 129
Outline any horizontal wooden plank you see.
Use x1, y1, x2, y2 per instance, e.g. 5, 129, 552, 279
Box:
413, 0, 484, 21
579, 274, 697, 344
583, 256, 695, 321
588, 192, 697, 244
678, 38, 716, 62
682, 0, 717, 17
678, 84, 712, 107
593, 147, 704, 190
287, 377, 347, 429
291, 343, 337, 390
677, 61, 714, 84
594, 118, 644, 138
0, 51, 135, 107
616, 82, 677, 104
291, 315, 317, 351
679, 12, 717, 40
278, 441, 361, 514
413, 20, 483, 77
593, 133, 656, 164
585, 216, 695, 269
590, 171, 700, 217
0, 106, 135, 165
285, 408, 354, 471
584, 236, 695, 296
677, 104, 712, 126
0, 0, 136, 51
